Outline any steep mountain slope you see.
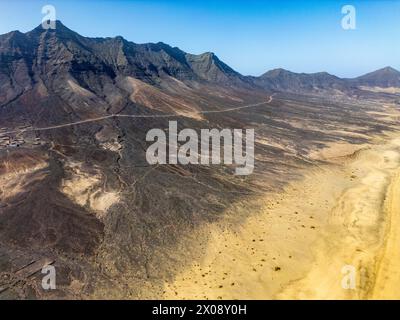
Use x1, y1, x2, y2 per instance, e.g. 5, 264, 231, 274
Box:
1, 21, 398, 102
11, 21, 247, 87
352, 66, 400, 88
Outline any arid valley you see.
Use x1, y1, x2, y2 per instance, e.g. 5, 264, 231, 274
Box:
0, 20, 400, 300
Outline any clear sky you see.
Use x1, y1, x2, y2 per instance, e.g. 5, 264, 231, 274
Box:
0, 0, 399, 77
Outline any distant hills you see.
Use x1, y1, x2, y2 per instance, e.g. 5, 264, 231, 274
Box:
251, 68, 348, 93
252, 66, 400, 93
350, 66, 400, 88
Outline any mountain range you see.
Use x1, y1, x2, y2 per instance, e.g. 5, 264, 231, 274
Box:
1, 20, 399, 107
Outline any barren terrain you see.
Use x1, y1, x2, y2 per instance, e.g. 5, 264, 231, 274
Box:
1, 22, 400, 299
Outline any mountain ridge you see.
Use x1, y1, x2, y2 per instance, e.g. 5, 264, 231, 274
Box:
1, 20, 398, 92
351, 66, 400, 87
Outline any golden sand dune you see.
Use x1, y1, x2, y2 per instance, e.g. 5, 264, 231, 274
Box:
371, 160, 400, 299
163, 135, 400, 300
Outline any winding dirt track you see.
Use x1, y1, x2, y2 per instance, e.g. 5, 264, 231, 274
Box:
1, 95, 274, 136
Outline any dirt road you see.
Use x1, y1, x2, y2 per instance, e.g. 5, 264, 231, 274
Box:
1, 96, 274, 136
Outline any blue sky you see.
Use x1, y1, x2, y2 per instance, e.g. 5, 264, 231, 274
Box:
0, 0, 399, 77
